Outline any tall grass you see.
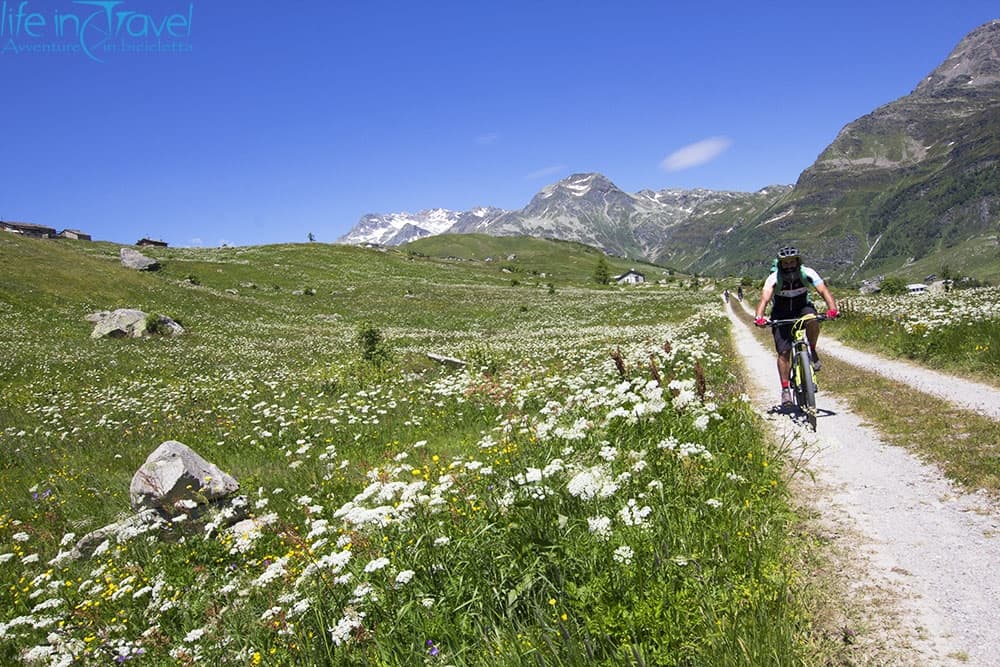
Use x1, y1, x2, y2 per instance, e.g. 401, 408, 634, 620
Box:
0, 236, 823, 665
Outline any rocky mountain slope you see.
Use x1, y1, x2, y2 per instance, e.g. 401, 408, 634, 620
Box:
341, 173, 789, 266
451, 173, 791, 264
719, 18, 1000, 281
340, 20, 1000, 283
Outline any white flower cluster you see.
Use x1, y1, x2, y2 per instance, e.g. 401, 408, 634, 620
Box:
567, 465, 618, 501
849, 286, 999, 333
329, 608, 365, 646
618, 499, 653, 527
613, 545, 635, 565
657, 436, 714, 461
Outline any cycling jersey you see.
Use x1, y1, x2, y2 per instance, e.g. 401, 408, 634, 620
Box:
764, 265, 824, 317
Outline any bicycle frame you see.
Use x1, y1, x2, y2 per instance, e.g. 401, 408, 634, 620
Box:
766, 313, 829, 429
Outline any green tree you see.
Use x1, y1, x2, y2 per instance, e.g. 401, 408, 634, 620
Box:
592, 256, 611, 285
878, 276, 908, 295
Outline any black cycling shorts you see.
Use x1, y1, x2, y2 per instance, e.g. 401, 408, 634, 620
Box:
771, 304, 817, 355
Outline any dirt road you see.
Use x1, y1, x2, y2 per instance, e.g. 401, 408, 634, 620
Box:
725, 301, 1000, 666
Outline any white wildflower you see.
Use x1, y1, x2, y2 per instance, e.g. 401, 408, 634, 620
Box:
693, 414, 710, 431
253, 556, 288, 588
184, 627, 206, 643
567, 465, 618, 501
613, 545, 634, 565
541, 459, 564, 477
21, 646, 55, 663
364, 557, 390, 573
31, 598, 62, 612
290, 598, 311, 618
587, 516, 612, 541
260, 606, 283, 621
329, 608, 365, 646
618, 499, 652, 527
351, 582, 374, 601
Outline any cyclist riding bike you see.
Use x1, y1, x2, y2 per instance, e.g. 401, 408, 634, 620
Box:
754, 246, 839, 405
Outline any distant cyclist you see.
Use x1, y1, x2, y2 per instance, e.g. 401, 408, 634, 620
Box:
754, 246, 839, 405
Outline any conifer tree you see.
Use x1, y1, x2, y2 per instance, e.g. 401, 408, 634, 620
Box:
593, 256, 611, 285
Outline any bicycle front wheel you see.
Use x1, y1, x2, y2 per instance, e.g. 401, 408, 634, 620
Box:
796, 348, 816, 411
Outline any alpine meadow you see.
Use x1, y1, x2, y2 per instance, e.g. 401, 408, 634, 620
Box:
6, 4, 1000, 665
0, 234, 841, 666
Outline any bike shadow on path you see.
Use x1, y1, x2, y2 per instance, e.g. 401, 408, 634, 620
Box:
767, 404, 838, 428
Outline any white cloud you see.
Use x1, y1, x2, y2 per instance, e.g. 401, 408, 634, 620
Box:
188, 238, 203, 247
526, 164, 567, 179
660, 136, 733, 171
476, 132, 499, 145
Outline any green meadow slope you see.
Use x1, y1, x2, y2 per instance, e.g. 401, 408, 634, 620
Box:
0, 234, 840, 666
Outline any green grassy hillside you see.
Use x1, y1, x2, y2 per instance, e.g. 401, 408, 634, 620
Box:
0, 235, 837, 666
401, 233, 672, 282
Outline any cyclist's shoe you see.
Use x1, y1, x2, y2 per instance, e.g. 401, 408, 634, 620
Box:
810, 349, 822, 372
781, 388, 793, 405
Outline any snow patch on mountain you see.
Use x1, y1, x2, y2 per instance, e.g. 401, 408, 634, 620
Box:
339, 209, 464, 245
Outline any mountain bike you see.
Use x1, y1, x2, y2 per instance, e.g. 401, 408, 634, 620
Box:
764, 313, 832, 430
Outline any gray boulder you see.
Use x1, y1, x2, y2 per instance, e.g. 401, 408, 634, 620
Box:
87, 309, 184, 339
70, 509, 165, 561
49, 442, 244, 565
120, 247, 160, 270
129, 440, 239, 515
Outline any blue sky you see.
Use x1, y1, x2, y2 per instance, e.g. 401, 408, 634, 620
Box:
1, 0, 997, 247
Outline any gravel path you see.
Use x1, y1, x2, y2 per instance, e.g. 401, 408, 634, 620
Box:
820, 337, 1000, 420
725, 300, 1000, 666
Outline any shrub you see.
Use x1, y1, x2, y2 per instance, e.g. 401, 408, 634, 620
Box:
878, 277, 908, 295
467, 344, 501, 375
356, 321, 391, 366
144, 313, 171, 335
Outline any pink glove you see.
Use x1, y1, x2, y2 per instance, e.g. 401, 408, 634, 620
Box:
825, 308, 839, 319
754, 317, 768, 327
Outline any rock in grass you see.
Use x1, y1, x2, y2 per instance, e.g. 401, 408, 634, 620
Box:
86, 309, 184, 339
67, 509, 165, 561
53, 442, 243, 564
129, 440, 239, 514
120, 247, 159, 271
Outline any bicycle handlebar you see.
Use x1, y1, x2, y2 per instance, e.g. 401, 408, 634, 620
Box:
759, 313, 833, 327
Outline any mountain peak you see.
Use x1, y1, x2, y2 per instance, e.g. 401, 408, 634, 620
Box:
538, 172, 620, 199
914, 19, 1000, 96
